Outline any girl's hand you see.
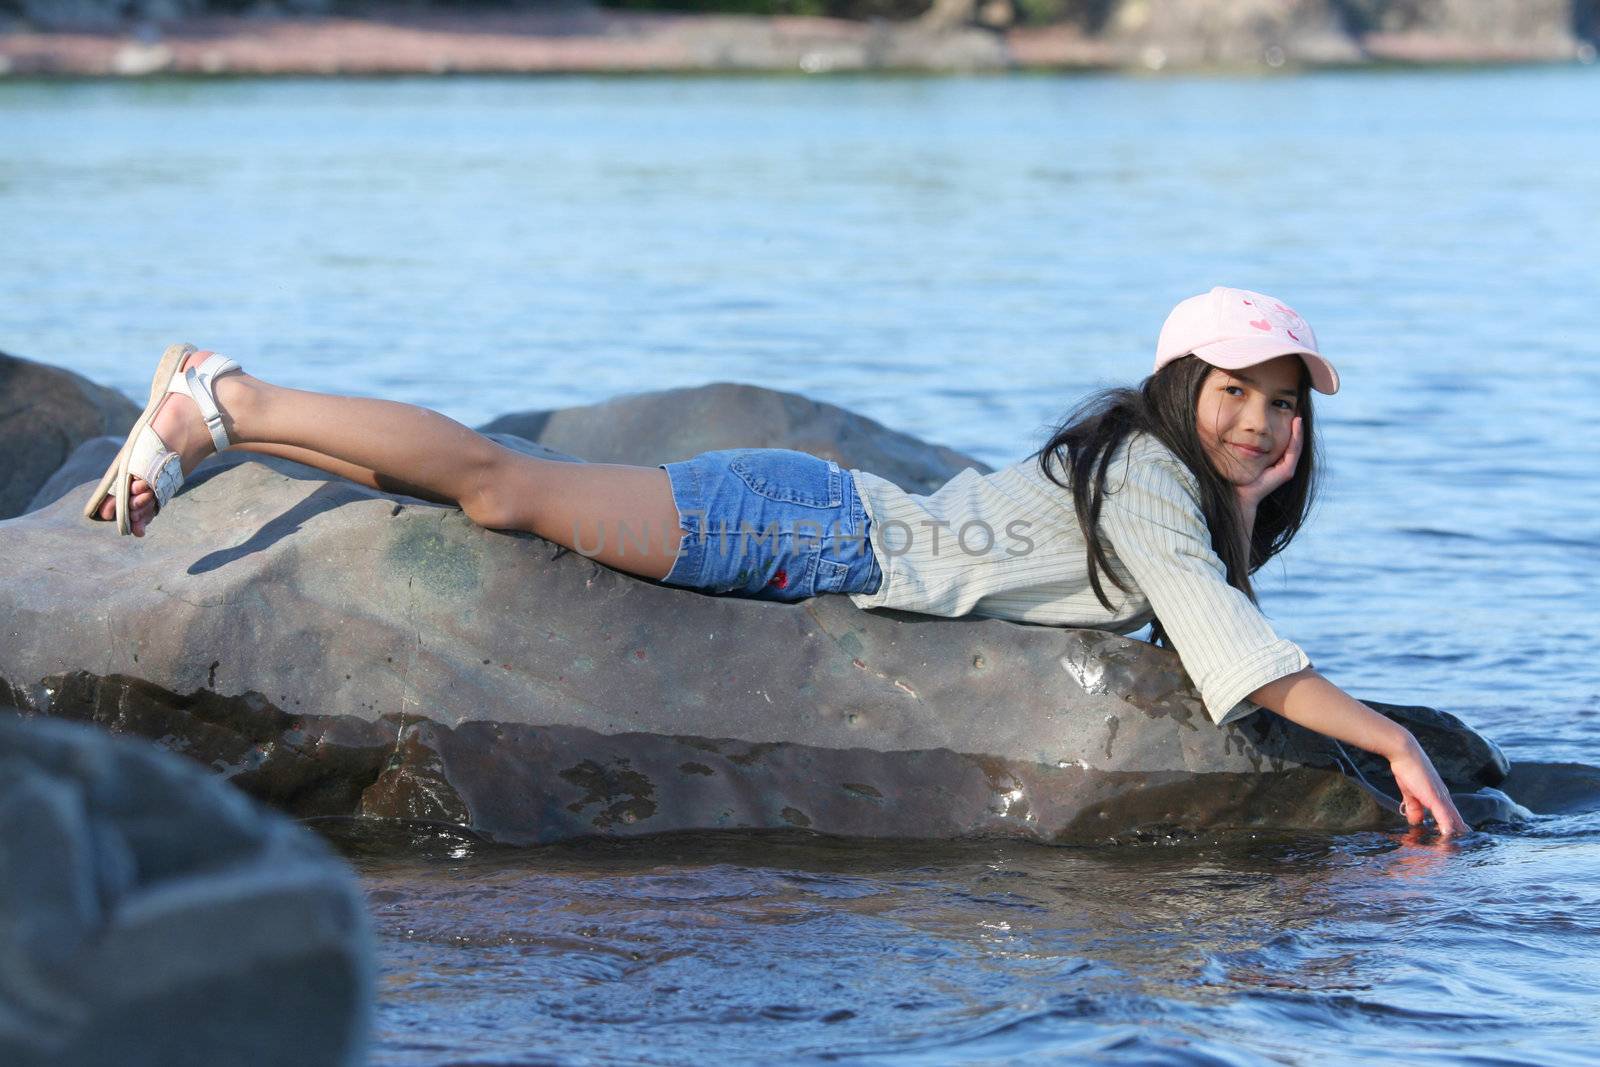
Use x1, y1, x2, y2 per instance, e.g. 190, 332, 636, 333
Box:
1250, 670, 1473, 839
1388, 738, 1472, 837
1236, 415, 1302, 512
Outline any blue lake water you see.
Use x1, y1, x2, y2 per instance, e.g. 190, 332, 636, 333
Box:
4, 68, 1599, 1065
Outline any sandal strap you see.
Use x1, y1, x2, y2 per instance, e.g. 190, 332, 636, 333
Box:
172, 354, 240, 453
126, 426, 184, 512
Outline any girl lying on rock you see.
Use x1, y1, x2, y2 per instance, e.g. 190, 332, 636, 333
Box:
86, 285, 1470, 836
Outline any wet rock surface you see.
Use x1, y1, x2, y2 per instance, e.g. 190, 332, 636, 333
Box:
0, 712, 371, 1067
0, 351, 139, 520
0, 380, 1525, 842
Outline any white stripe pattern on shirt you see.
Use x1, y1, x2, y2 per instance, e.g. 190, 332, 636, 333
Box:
846, 432, 1309, 726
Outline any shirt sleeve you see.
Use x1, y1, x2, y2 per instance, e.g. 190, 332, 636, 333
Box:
1097, 439, 1310, 727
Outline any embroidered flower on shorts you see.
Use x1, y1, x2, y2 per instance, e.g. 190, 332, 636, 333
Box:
767, 569, 789, 590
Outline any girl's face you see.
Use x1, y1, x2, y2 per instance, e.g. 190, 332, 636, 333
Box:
1194, 355, 1302, 486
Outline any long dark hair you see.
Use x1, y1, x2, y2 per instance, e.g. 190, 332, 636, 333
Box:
1034, 355, 1319, 640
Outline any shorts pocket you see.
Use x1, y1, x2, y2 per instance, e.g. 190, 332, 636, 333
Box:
813, 557, 851, 595
728, 449, 842, 509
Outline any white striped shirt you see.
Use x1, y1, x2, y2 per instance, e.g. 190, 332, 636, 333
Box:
847, 432, 1309, 726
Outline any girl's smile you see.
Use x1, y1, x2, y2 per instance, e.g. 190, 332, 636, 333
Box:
1195, 354, 1303, 486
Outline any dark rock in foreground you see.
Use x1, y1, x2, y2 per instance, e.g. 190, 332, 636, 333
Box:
0, 381, 1522, 843
0, 351, 140, 520
0, 713, 371, 1067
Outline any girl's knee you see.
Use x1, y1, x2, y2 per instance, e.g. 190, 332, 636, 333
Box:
459, 449, 532, 531
461, 488, 519, 532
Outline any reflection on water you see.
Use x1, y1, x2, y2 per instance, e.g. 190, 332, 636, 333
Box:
331, 823, 1600, 1065
6, 67, 1600, 1065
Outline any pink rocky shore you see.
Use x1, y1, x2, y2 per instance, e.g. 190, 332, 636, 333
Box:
1, 5, 1595, 76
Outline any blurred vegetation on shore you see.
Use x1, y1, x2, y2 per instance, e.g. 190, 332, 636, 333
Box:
3, 0, 1597, 37
2, 0, 1594, 74
598, 0, 1063, 27
600, 0, 1600, 36
620, 0, 1121, 22
601, 0, 923, 14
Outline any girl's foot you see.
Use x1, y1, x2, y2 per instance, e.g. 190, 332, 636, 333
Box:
95, 347, 237, 537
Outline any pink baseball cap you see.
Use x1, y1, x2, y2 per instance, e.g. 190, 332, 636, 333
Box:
1154, 286, 1339, 394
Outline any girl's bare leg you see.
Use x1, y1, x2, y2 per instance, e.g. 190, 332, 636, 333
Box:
229, 442, 458, 507
100, 349, 687, 581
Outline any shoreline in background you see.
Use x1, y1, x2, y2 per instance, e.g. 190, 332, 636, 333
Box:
2, 8, 1596, 78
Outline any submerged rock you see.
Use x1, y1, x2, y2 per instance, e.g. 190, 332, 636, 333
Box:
0, 381, 1517, 843
0, 712, 371, 1067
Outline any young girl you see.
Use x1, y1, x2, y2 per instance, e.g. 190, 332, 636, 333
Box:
86, 286, 1470, 837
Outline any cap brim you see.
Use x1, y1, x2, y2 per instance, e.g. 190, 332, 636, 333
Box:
1192, 336, 1340, 394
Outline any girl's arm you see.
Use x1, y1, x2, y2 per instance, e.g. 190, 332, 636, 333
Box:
1235, 418, 1469, 836
1249, 668, 1471, 836
1099, 425, 1469, 834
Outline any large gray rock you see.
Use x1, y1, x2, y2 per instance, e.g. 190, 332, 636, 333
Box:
25, 435, 122, 515
1, 381, 1523, 841
0, 352, 141, 520
0, 712, 371, 1067
478, 380, 991, 494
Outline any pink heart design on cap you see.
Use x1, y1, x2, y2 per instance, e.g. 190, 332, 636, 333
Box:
1249, 319, 1272, 332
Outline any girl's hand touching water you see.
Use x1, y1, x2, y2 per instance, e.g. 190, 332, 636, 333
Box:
1388, 736, 1473, 836
1250, 669, 1472, 838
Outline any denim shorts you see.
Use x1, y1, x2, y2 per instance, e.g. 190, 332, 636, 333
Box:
657, 448, 884, 603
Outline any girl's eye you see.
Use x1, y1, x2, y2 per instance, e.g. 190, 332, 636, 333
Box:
1273, 398, 1296, 411
1224, 385, 1244, 396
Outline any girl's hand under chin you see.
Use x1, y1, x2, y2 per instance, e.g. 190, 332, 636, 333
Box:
1237, 415, 1303, 513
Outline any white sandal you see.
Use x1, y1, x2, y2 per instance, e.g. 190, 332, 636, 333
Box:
83, 344, 242, 535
